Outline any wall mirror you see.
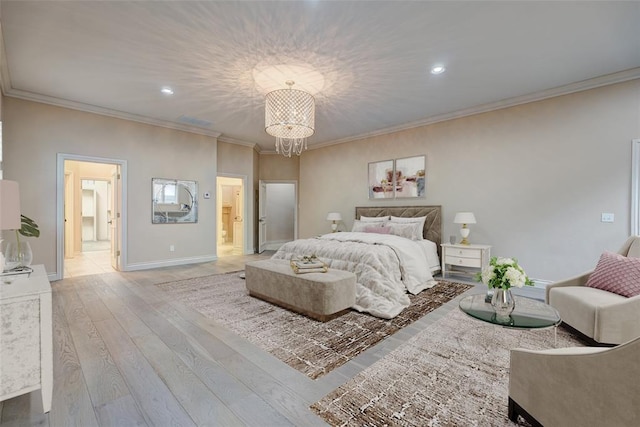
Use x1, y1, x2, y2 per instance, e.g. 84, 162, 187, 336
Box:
152, 178, 198, 224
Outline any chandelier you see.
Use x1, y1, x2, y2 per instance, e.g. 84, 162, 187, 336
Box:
265, 80, 315, 157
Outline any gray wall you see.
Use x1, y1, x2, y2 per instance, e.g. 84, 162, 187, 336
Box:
2, 97, 218, 276
299, 80, 640, 282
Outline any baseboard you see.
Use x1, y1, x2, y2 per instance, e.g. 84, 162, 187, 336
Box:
124, 254, 218, 272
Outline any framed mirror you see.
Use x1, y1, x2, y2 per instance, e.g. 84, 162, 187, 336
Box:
152, 178, 198, 224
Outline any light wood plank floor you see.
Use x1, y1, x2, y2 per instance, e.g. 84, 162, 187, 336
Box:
0, 254, 487, 427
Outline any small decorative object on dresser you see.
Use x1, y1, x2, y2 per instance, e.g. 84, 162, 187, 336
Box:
441, 243, 491, 278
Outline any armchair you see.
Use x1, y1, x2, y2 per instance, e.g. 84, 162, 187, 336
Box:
508, 336, 640, 426
546, 236, 640, 345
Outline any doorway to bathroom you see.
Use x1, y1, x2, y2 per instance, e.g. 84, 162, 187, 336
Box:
216, 176, 244, 256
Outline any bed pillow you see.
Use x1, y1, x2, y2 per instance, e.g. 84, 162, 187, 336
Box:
389, 216, 426, 240
359, 215, 390, 222
387, 222, 423, 241
364, 225, 391, 234
585, 251, 640, 297
352, 219, 385, 232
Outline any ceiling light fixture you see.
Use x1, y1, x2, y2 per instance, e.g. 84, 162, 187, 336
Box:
161, 87, 174, 95
430, 65, 446, 75
265, 80, 315, 157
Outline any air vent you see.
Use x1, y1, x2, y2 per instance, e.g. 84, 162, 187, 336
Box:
177, 115, 213, 128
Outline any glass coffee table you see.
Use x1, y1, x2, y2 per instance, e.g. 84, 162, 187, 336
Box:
459, 293, 561, 341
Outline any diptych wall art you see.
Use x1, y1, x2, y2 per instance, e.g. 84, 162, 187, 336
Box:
368, 155, 425, 199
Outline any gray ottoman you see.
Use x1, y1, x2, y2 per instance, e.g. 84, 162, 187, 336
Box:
245, 259, 356, 321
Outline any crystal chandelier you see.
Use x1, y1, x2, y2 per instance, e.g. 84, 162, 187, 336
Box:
265, 80, 315, 157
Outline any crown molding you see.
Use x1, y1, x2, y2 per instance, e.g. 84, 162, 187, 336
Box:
3, 87, 223, 139
309, 67, 640, 151
217, 135, 259, 151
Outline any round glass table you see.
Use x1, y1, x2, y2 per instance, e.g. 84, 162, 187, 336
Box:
459, 293, 561, 329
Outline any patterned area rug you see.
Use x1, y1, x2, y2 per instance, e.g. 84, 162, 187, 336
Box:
311, 308, 588, 426
156, 271, 472, 379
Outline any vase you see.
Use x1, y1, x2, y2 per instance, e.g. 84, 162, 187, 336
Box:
491, 288, 515, 321
4, 241, 33, 270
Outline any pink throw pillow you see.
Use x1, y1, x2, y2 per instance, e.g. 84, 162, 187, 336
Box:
586, 251, 640, 297
364, 225, 390, 234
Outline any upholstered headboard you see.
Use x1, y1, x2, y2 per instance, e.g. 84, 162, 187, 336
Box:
355, 205, 442, 256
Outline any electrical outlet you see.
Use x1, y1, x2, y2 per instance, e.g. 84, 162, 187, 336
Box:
169, 245, 175, 252
601, 213, 614, 223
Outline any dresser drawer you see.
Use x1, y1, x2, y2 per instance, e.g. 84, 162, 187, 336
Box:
448, 247, 481, 259
445, 255, 482, 268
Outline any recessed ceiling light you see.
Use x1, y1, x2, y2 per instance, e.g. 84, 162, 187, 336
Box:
430, 65, 446, 75
161, 87, 174, 95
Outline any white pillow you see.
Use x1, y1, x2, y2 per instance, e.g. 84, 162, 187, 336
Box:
352, 219, 385, 232
387, 222, 423, 241
359, 215, 390, 222
389, 215, 426, 240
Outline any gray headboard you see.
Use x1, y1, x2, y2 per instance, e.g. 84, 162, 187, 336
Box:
355, 205, 442, 257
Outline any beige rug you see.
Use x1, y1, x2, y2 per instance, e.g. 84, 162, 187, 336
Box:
311, 308, 588, 426
156, 271, 472, 379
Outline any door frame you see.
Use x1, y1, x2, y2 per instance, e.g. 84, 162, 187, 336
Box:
216, 173, 248, 255
56, 153, 128, 281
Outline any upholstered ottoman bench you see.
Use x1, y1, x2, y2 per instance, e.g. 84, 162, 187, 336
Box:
245, 259, 356, 322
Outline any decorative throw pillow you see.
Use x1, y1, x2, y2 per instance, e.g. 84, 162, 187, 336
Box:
585, 251, 640, 297
388, 222, 423, 241
389, 215, 426, 240
364, 225, 391, 234
352, 219, 385, 232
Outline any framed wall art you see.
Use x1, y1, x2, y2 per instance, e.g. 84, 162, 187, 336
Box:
368, 159, 394, 199
368, 155, 426, 199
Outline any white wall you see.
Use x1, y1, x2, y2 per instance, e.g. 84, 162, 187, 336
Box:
299, 80, 640, 282
2, 97, 218, 275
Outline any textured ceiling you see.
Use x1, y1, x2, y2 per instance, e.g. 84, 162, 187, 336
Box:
1, 1, 639, 152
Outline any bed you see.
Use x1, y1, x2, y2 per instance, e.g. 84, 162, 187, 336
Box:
271, 205, 442, 319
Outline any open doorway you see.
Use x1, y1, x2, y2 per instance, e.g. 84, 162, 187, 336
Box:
58, 155, 125, 279
216, 175, 245, 256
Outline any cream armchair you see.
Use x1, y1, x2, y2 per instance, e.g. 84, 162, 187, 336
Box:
546, 236, 640, 344
508, 337, 640, 426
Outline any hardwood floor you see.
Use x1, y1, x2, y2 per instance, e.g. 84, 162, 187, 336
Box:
0, 254, 482, 427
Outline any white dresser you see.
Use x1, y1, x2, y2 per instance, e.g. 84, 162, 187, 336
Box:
441, 243, 491, 278
0, 265, 53, 413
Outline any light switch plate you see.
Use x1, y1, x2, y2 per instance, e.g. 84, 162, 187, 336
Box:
601, 213, 615, 223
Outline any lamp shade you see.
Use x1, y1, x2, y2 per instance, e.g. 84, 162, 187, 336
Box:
326, 212, 342, 222
0, 180, 21, 230
453, 212, 476, 224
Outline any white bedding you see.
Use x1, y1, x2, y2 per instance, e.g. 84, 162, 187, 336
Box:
271, 232, 439, 319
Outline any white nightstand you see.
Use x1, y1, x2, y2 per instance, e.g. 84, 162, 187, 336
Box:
441, 243, 491, 278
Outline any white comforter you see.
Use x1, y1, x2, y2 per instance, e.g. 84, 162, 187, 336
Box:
271, 232, 438, 319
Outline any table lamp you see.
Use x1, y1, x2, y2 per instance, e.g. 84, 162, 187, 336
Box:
326, 212, 342, 232
453, 212, 476, 245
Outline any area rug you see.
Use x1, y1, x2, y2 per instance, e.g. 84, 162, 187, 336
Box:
311, 308, 588, 426
156, 271, 472, 379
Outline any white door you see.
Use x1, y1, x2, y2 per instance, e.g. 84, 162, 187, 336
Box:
258, 180, 267, 253
110, 168, 121, 270
64, 172, 74, 259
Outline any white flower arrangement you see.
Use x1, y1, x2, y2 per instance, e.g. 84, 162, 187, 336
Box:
475, 256, 534, 289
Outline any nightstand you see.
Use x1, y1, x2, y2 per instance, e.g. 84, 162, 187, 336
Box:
441, 243, 491, 278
